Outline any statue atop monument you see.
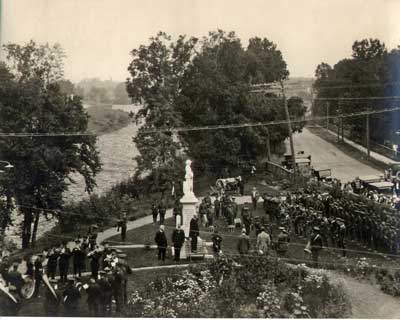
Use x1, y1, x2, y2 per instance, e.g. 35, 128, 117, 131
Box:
183, 159, 194, 196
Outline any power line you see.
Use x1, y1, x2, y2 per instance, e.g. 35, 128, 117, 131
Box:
142, 106, 400, 134
314, 96, 400, 101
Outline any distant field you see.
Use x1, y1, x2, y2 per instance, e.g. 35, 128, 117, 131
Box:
86, 104, 131, 135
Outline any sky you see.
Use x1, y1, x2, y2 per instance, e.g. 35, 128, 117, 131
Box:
1, 0, 400, 83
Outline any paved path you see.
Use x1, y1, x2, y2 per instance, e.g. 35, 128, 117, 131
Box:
285, 128, 382, 183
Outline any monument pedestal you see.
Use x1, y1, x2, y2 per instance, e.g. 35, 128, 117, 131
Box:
179, 193, 198, 259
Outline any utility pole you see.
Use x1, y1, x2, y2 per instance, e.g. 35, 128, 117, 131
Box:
280, 81, 296, 181
366, 111, 370, 159
326, 102, 330, 129
266, 126, 272, 161
341, 117, 344, 142
337, 117, 340, 142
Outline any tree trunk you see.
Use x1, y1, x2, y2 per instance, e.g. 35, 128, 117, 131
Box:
22, 210, 33, 249
31, 211, 40, 248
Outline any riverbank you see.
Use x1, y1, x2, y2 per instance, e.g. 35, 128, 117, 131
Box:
86, 104, 132, 135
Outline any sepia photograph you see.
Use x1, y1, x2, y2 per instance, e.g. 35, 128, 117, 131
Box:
1, 0, 400, 318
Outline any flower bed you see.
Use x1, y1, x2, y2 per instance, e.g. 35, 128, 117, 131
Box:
125, 255, 351, 318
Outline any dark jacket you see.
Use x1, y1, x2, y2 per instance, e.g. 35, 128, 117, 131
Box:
276, 232, 290, 252
189, 217, 199, 237
86, 282, 102, 304
47, 252, 59, 268
155, 230, 168, 248
58, 249, 71, 269
310, 232, 323, 252
62, 285, 81, 309
237, 234, 251, 254
72, 247, 86, 267
34, 260, 44, 280
172, 229, 185, 248
7, 270, 24, 291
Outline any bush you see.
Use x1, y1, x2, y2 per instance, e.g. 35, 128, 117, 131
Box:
125, 256, 351, 318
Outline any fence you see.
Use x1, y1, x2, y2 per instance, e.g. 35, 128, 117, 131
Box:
265, 160, 293, 180
325, 122, 400, 161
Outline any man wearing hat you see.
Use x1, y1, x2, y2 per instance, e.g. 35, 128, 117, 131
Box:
46, 247, 59, 280
62, 277, 81, 316
171, 225, 185, 262
7, 262, 23, 299
336, 218, 347, 257
58, 243, 71, 283
211, 229, 223, 255
72, 239, 86, 277
117, 212, 128, 243
251, 187, 260, 210
88, 245, 103, 280
86, 278, 102, 316
155, 225, 168, 261
189, 214, 200, 253
237, 228, 251, 255
310, 226, 323, 267
257, 227, 271, 255
276, 227, 290, 257
97, 269, 112, 315
158, 198, 167, 225
33, 254, 44, 298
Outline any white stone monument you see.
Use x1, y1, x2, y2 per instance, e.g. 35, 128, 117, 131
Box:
179, 159, 198, 259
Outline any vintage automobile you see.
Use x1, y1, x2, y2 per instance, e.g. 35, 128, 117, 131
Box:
364, 181, 394, 197
385, 163, 400, 182
358, 174, 385, 185
312, 167, 333, 182
281, 152, 312, 176
215, 176, 242, 193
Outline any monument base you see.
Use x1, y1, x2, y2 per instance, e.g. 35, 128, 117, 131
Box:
179, 194, 198, 259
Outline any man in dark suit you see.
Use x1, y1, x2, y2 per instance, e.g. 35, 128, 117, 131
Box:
310, 226, 324, 267
72, 240, 85, 277
58, 243, 71, 283
189, 214, 200, 253
155, 225, 168, 261
237, 229, 251, 255
46, 247, 59, 279
172, 225, 185, 261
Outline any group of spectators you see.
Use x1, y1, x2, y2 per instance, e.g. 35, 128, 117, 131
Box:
0, 226, 132, 317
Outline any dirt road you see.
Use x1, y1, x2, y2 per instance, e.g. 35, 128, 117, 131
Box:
286, 128, 381, 183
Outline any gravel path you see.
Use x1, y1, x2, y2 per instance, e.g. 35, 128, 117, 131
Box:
325, 270, 400, 318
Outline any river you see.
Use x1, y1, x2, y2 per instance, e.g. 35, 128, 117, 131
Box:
4, 105, 140, 248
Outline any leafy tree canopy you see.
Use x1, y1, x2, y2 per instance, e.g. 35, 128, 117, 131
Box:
312, 38, 400, 142
127, 30, 304, 185
0, 41, 101, 248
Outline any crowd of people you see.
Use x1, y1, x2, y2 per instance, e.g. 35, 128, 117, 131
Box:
2, 173, 400, 316
0, 226, 132, 316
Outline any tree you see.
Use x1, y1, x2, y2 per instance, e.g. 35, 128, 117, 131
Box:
246, 37, 289, 84
127, 31, 303, 181
126, 32, 198, 192
113, 82, 131, 104
312, 38, 398, 143
177, 31, 293, 175
4, 40, 65, 85
57, 79, 75, 96
0, 42, 101, 248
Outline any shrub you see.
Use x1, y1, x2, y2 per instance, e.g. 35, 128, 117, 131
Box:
256, 281, 283, 318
